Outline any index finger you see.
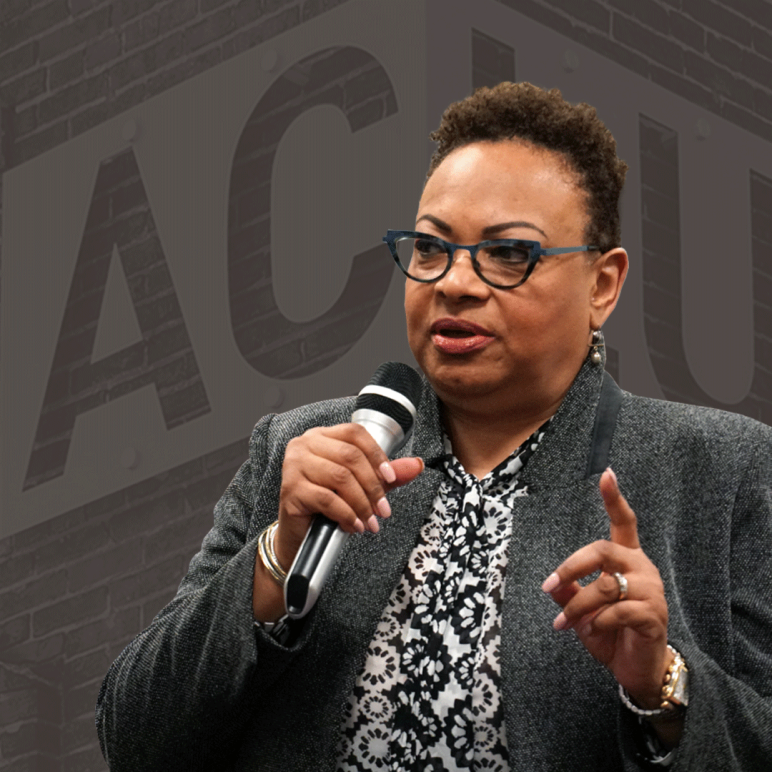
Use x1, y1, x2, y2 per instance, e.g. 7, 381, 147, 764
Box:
600, 467, 640, 549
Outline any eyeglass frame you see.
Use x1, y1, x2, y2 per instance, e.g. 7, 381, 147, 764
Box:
383, 229, 600, 289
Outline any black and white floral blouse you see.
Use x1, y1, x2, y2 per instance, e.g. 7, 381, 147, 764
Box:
336, 423, 550, 771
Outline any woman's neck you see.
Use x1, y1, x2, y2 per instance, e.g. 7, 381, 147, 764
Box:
441, 392, 564, 479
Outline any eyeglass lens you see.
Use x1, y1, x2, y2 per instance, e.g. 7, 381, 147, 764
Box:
395, 236, 532, 286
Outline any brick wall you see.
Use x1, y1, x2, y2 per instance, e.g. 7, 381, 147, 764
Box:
496, 0, 772, 144
1, 1, 771, 769
1, 435, 247, 770
3, 1, 771, 173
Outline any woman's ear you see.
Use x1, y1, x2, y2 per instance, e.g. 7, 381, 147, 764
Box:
590, 248, 628, 330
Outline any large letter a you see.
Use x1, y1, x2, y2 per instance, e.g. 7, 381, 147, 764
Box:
23, 148, 210, 490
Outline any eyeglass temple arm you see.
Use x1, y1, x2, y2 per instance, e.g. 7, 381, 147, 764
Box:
540, 245, 600, 256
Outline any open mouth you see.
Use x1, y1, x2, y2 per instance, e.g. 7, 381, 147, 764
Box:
430, 318, 494, 353
431, 318, 493, 337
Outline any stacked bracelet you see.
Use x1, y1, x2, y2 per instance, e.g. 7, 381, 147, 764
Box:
257, 521, 287, 587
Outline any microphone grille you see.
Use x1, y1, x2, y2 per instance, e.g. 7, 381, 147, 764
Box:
366, 362, 423, 407
355, 394, 414, 432
354, 362, 423, 434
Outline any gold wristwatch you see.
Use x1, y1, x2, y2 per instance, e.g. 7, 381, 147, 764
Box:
659, 645, 689, 713
619, 644, 689, 718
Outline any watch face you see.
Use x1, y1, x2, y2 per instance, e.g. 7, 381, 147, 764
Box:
671, 668, 689, 707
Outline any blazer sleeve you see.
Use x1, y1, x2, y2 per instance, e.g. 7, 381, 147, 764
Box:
675, 438, 772, 770
95, 412, 313, 772
621, 426, 772, 771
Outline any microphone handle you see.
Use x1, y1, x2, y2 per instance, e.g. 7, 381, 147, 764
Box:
284, 516, 347, 618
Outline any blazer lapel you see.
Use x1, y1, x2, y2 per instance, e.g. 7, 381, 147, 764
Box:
499, 362, 624, 768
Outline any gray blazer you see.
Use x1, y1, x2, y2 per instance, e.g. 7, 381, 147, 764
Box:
96, 361, 772, 770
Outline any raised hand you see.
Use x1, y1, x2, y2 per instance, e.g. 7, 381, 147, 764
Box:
541, 468, 673, 709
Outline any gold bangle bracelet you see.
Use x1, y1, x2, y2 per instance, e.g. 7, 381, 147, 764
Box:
258, 521, 287, 586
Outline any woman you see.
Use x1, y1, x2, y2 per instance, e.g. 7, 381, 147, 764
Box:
97, 83, 772, 770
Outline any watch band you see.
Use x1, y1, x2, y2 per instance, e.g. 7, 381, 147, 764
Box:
254, 614, 291, 644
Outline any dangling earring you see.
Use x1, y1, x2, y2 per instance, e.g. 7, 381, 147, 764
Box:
590, 329, 604, 366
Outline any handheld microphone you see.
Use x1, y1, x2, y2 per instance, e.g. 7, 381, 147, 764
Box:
284, 362, 423, 619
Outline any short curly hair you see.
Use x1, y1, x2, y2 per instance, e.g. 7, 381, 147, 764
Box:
428, 82, 628, 252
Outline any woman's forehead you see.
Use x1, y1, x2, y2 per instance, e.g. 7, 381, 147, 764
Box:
417, 141, 589, 240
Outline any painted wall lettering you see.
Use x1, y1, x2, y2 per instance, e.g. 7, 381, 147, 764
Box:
23, 148, 210, 490
228, 46, 397, 378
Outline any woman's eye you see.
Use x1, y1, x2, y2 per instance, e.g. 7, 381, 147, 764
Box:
415, 239, 444, 256
488, 246, 529, 262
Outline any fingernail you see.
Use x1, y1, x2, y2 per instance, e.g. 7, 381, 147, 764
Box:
353, 519, 365, 534
541, 573, 560, 593
376, 497, 391, 518
366, 514, 379, 533
380, 462, 396, 483
553, 611, 568, 631
606, 466, 617, 486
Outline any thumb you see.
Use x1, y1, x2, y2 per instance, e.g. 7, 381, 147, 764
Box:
388, 457, 424, 488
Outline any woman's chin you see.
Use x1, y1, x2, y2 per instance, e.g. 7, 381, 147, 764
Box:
424, 363, 510, 403
422, 355, 559, 412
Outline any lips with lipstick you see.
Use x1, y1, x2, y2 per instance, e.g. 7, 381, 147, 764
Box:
430, 318, 495, 354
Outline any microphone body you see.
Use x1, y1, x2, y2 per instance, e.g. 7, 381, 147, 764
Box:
284, 363, 422, 619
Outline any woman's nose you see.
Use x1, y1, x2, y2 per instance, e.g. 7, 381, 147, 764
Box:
435, 249, 489, 298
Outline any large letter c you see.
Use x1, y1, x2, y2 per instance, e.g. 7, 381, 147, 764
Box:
228, 46, 398, 379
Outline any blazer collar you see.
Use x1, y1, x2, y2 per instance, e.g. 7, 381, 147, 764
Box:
405, 357, 607, 490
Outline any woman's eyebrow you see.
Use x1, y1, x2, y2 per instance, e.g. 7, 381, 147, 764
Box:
415, 214, 452, 233
482, 220, 548, 239
416, 213, 548, 239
